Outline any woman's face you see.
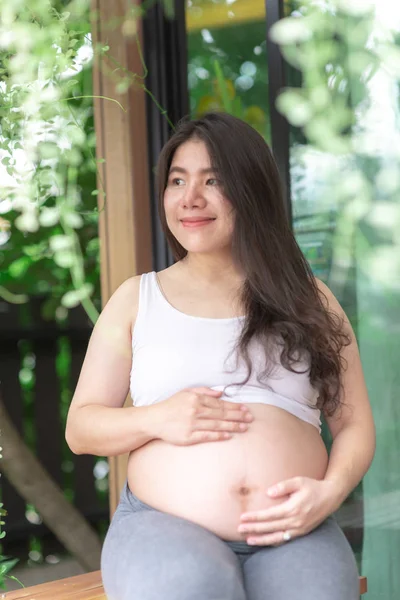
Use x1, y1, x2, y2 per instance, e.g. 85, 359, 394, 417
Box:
163, 138, 235, 256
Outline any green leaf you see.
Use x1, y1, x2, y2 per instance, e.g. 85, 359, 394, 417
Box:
115, 79, 131, 95
0, 557, 18, 576
65, 124, 86, 146
213, 60, 232, 113
63, 147, 83, 166
23, 241, 48, 259
63, 211, 83, 228
276, 89, 313, 126
61, 283, 94, 308
54, 251, 75, 268
39, 207, 60, 227
86, 238, 100, 255
38, 142, 60, 160
269, 16, 313, 45
49, 235, 74, 253
65, 78, 79, 88
162, 0, 175, 19
8, 257, 31, 279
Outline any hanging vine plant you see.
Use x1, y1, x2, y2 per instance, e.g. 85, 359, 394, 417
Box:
0, 0, 174, 590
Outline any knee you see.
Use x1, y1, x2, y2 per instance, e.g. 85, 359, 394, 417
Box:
243, 519, 360, 600
149, 548, 244, 600
102, 547, 245, 600
182, 554, 245, 600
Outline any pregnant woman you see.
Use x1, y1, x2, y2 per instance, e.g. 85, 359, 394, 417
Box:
66, 112, 375, 600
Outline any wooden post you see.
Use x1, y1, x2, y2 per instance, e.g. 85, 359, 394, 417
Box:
91, 0, 153, 518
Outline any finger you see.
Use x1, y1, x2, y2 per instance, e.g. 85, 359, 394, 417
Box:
189, 430, 232, 444
225, 409, 253, 422
238, 518, 297, 535
193, 419, 249, 433
198, 407, 252, 422
201, 395, 250, 413
190, 387, 223, 396
246, 530, 297, 546
267, 477, 304, 498
240, 500, 297, 522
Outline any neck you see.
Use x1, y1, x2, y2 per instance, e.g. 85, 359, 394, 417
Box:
179, 252, 244, 288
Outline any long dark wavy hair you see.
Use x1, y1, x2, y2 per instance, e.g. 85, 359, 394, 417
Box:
156, 112, 350, 416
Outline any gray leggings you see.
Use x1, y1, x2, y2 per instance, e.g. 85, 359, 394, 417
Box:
101, 481, 360, 600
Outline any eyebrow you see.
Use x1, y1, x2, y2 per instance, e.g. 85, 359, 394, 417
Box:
168, 166, 218, 175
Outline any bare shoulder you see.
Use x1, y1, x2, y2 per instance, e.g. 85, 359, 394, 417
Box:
314, 276, 336, 304
96, 274, 142, 332
67, 275, 143, 413
314, 277, 356, 345
314, 277, 346, 317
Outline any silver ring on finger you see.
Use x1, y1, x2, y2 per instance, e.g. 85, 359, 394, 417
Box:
282, 530, 292, 542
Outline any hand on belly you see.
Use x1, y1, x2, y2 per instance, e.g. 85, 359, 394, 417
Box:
127, 404, 328, 541
237, 476, 339, 546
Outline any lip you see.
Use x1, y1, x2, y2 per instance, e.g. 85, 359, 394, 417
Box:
181, 218, 215, 228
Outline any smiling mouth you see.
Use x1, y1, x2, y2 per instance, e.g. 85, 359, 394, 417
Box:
181, 218, 216, 228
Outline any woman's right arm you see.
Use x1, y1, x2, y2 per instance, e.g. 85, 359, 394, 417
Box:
65, 276, 156, 457
66, 275, 254, 456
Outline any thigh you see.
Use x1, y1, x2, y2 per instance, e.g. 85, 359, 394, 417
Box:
242, 517, 360, 600
101, 491, 246, 600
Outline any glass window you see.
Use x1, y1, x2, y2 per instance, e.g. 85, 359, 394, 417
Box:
186, 0, 270, 141
186, 2, 400, 597
286, 2, 400, 598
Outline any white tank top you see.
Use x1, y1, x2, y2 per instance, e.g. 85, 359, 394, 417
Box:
130, 271, 321, 432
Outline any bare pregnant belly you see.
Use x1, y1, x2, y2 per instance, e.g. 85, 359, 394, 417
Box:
127, 404, 328, 541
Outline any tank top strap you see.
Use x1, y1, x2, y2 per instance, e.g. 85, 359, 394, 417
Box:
138, 271, 157, 309
132, 271, 169, 341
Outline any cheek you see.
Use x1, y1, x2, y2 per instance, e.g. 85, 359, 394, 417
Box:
163, 196, 181, 236
163, 193, 175, 220
223, 204, 235, 232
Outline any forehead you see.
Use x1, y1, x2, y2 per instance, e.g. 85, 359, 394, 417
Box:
171, 138, 211, 166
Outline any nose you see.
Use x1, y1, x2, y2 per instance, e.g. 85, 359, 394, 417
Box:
180, 181, 207, 210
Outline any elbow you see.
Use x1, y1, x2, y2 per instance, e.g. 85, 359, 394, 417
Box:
369, 427, 377, 465
65, 415, 84, 455
365, 414, 377, 464
65, 430, 83, 455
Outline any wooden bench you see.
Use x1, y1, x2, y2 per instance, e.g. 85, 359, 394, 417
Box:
4, 571, 105, 599
4, 570, 367, 598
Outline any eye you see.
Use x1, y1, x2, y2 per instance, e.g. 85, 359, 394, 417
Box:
170, 177, 184, 186
206, 178, 219, 186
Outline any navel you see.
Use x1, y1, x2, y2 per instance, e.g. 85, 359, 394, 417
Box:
238, 486, 251, 496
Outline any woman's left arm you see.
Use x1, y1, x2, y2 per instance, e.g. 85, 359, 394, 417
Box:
315, 278, 376, 504
238, 279, 376, 545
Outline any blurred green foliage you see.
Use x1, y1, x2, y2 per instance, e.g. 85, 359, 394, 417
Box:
187, 19, 270, 139
0, 0, 101, 324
